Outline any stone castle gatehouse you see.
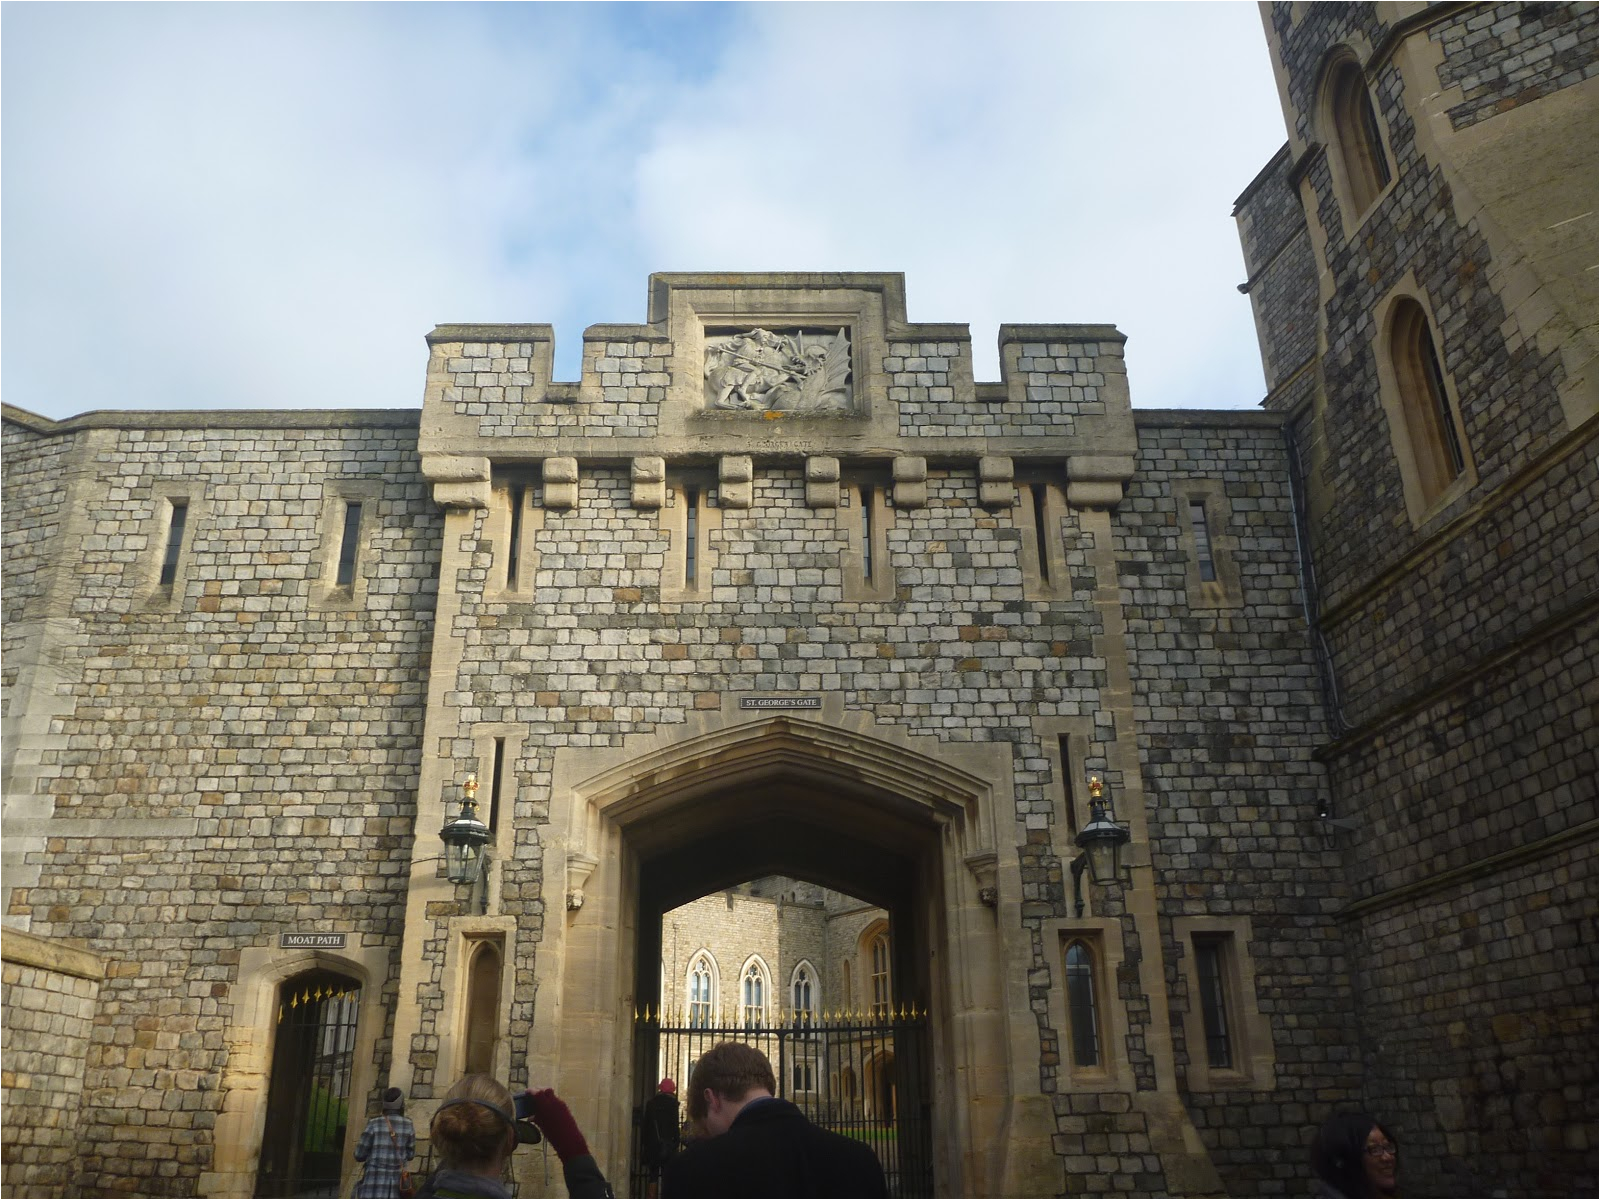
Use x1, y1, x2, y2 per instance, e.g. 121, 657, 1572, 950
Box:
3, 6, 1596, 1198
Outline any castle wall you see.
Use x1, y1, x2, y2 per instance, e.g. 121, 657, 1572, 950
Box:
1117, 412, 1355, 1195
1, 412, 438, 1196
1, 932, 106, 1199
1241, 4, 1598, 1194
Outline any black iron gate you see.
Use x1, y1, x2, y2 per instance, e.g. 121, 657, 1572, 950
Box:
255, 971, 361, 1198
631, 1008, 933, 1198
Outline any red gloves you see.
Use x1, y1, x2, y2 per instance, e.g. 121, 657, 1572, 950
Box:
526, 1089, 589, 1162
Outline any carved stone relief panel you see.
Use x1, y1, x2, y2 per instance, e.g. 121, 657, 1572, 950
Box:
702, 326, 855, 415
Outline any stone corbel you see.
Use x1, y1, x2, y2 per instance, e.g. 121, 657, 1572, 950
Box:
543, 458, 579, 509
1065, 455, 1136, 510
566, 852, 598, 912
719, 456, 753, 509
979, 457, 1014, 509
806, 457, 840, 508
422, 455, 491, 510
631, 457, 666, 509
891, 456, 927, 509
965, 850, 999, 909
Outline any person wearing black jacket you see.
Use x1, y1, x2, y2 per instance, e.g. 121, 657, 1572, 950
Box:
661, 1042, 887, 1199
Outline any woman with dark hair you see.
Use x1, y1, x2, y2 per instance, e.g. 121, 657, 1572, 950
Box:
1311, 1112, 1399, 1198
352, 1086, 414, 1198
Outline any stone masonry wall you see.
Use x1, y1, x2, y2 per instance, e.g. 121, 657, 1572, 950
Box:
1116, 414, 1357, 1196
1269, 2, 1585, 595
1, 420, 78, 707
1255, 5, 1599, 1195
892, 338, 1105, 438
1432, 1, 1599, 130
1, 934, 106, 1199
1325, 435, 1597, 732
449, 335, 672, 438
2, 415, 438, 1197
1233, 151, 1320, 396
418, 446, 1186, 1189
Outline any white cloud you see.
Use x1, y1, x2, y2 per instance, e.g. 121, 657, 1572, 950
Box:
2, 2, 1287, 420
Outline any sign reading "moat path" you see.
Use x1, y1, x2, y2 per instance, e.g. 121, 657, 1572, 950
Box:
739, 696, 822, 710
280, 933, 346, 949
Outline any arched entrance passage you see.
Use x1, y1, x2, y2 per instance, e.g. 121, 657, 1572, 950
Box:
533, 706, 1027, 1197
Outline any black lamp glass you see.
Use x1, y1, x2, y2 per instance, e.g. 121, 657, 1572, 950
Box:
440, 773, 491, 885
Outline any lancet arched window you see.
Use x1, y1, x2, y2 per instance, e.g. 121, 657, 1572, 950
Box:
1064, 941, 1101, 1068
870, 934, 892, 1018
741, 959, 769, 1028
791, 962, 816, 1019
1390, 298, 1467, 507
463, 938, 502, 1076
688, 954, 715, 1028
1322, 52, 1393, 220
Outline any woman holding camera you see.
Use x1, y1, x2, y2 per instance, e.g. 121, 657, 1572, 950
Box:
417, 1075, 611, 1199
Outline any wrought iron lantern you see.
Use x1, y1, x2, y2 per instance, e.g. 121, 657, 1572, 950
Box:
1071, 773, 1131, 916
439, 772, 491, 885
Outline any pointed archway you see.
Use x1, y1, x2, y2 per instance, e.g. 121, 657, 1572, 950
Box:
529, 703, 1041, 1196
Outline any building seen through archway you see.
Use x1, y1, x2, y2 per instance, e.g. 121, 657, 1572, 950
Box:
636, 877, 921, 1193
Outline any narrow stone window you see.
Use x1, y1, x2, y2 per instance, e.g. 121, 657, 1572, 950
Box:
463, 939, 503, 1076
861, 485, 875, 582
684, 487, 700, 587
1031, 484, 1052, 586
1058, 735, 1079, 836
159, 499, 189, 589
791, 1059, 815, 1092
335, 501, 363, 588
1189, 500, 1217, 583
488, 737, 505, 836
1391, 299, 1468, 508
1327, 57, 1391, 216
1064, 941, 1101, 1068
1194, 937, 1234, 1069
505, 485, 525, 590
1018, 477, 1066, 600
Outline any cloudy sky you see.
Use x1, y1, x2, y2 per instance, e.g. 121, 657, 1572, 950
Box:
3, 2, 1288, 422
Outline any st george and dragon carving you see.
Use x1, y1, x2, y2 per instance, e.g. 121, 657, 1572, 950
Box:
703, 327, 854, 414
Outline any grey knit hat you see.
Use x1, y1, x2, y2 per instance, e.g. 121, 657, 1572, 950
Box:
382, 1087, 405, 1113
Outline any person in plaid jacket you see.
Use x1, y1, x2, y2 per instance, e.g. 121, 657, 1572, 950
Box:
353, 1087, 415, 1198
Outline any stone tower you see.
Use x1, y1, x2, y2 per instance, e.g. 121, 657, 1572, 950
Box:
1235, 2, 1597, 1194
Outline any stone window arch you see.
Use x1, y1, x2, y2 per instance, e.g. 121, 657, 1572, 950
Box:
1319, 49, 1393, 227
1374, 280, 1476, 523
790, 960, 817, 1019
857, 922, 892, 1018
686, 951, 718, 1028
740, 956, 770, 1028
462, 937, 503, 1077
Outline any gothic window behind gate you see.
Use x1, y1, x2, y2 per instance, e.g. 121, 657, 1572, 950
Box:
741, 959, 768, 1028
688, 955, 714, 1028
255, 969, 361, 1198
791, 962, 816, 1019
870, 934, 892, 1018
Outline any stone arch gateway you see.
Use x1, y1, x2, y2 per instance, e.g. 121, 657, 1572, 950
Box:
530, 705, 1059, 1196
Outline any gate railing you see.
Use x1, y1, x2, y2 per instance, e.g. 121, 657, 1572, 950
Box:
632, 1007, 933, 1198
